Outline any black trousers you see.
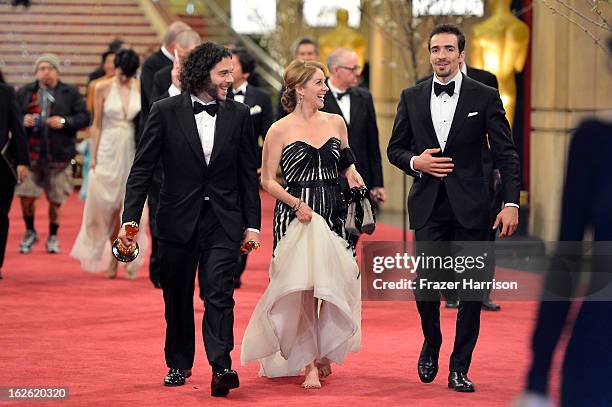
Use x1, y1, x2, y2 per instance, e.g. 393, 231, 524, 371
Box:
159, 202, 239, 371
147, 170, 162, 285
0, 185, 16, 269
414, 183, 488, 373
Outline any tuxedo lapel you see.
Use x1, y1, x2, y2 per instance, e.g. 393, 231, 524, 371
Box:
418, 78, 440, 149
175, 92, 207, 167
323, 80, 346, 123
209, 100, 230, 167
244, 89, 256, 108
446, 74, 475, 150
348, 88, 360, 130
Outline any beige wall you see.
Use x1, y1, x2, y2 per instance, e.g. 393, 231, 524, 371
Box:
530, 0, 612, 241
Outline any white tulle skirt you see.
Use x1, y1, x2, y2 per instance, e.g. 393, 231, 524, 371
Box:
241, 213, 361, 377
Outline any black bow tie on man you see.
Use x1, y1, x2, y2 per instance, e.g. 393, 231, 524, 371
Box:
336, 89, 350, 100
434, 81, 455, 97
193, 101, 218, 117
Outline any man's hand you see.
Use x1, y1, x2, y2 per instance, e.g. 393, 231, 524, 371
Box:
493, 206, 519, 238
47, 116, 65, 129
413, 148, 454, 178
370, 187, 386, 203
16, 165, 28, 184
117, 223, 138, 248
23, 114, 35, 128
241, 230, 260, 254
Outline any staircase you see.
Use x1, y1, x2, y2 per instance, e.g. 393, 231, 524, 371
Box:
0, 0, 160, 94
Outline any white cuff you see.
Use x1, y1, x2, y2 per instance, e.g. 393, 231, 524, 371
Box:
504, 203, 519, 209
168, 83, 181, 97
246, 228, 260, 234
409, 156, 422, 177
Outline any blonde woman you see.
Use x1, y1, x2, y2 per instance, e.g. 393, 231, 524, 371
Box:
241, 59, 364, 388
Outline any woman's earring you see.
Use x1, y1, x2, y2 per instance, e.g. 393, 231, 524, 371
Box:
297, 94, 303, 105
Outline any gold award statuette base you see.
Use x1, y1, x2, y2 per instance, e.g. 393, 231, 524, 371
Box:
112, 222, 139, 263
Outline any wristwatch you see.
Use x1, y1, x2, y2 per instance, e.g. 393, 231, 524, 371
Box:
60, 117, 66, 125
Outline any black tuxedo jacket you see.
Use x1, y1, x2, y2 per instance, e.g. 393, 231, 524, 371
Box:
322, 80, 384, 189
387, 74, 520, 230
230, 85, 273, 167
0, 84, 29, 186
151, 65, 173, 104
139, 49, 172, 142
466, 65, 498, 90
123, 92, 261, 243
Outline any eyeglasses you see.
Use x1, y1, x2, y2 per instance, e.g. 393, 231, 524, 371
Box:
337, 65, 361, 74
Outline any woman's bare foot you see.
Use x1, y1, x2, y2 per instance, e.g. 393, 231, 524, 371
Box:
301, 362, 321, 388
316, 359, 332, 378
105, 258, 118, 279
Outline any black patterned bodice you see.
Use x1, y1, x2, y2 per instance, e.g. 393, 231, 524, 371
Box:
273, 137, 351, 249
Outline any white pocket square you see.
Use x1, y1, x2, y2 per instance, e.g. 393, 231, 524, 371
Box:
468, 111, 479, 117
250, 105, 262, 115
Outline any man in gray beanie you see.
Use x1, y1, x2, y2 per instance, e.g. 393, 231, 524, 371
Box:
15, 53, 90, 254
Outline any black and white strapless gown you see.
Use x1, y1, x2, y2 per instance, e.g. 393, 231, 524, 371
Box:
241, 137, 361, 377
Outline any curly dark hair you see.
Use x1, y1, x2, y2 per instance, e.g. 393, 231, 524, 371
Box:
180, 42, 232, 95
114, 48, 140, 78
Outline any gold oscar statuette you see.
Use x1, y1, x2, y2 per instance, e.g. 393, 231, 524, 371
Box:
112, 222, 139, 262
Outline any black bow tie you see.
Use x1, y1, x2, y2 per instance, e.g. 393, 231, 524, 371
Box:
336, 90, 350, 100
193, 101, 217, 117
234, 90, 244, 96
434, 81, 455, 97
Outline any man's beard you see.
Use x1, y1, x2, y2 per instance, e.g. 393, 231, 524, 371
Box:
202, 78, 225, 101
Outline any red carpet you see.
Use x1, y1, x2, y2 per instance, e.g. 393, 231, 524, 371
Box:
0, 192, 557, 406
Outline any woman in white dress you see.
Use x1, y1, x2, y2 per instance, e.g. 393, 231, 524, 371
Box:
71, 49, 148, 278
241, 60, 364, 388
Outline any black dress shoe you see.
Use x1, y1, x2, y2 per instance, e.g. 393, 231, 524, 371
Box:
445, 299, 460, 309
448, 371, 475, 392
417, 344, 439, 383
164, 368, 192, 386
211, 369, 239, 397
482, 299, 501, 311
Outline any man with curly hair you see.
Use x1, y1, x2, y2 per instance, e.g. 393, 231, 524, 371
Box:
118, 42, 261, 397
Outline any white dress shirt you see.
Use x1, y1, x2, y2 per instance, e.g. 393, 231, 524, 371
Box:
168, 83, 181, 97
189, 94, 261, 233
431, 70, 463, 152
190, 94, 216, 166
160, 45, 174, 62
328, 80, 351, 124
233, 82, 247, 104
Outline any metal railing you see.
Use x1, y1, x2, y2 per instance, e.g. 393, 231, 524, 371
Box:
198, 0, 283, 91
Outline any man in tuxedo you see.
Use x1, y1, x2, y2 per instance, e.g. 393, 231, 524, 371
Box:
229, 47, 273, 288
323, 47, 385, 204
150, 30, 202, 102
417, 63, 502, 311
276, 37, 320, 120
139, 21, 190, 143
0, 81, 29, 280
139, 21, 191, 288
387, 24, 520, 392
118, 42, 261, 397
